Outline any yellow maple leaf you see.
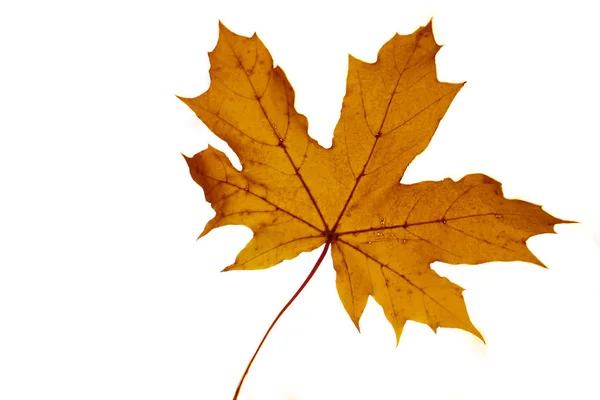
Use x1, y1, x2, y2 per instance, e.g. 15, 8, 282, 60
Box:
179, 20, 569, 398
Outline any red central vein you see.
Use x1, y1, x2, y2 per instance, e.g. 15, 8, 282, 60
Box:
330, 38, 420, 233
335, 212, 509, 236
200, 169, 323, 233
226, 37, 329, 232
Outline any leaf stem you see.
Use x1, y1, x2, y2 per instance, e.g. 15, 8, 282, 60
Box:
232, 240, 332, 400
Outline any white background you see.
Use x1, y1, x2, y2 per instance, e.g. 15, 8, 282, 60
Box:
1, 0, 599, 399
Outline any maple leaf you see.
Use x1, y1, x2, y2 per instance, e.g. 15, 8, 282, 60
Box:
179, 20, 569, 397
